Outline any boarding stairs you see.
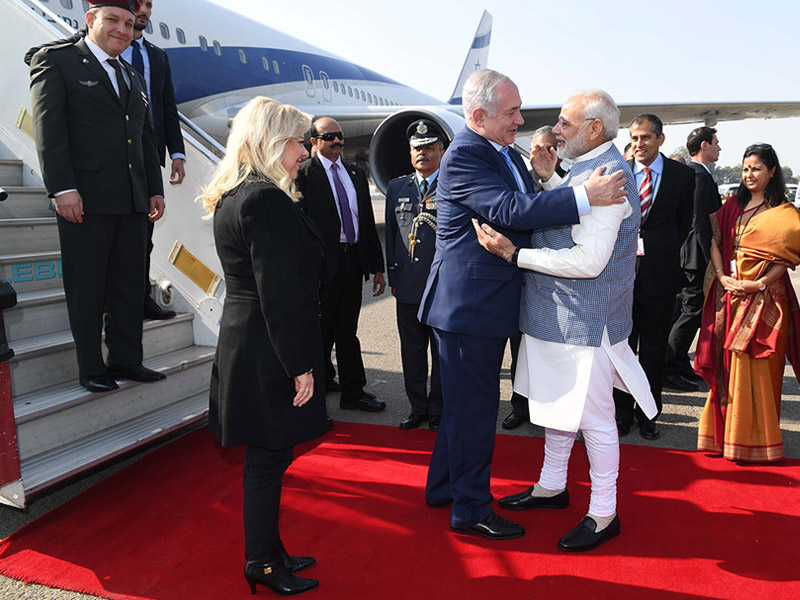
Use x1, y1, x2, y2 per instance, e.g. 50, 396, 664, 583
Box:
0, 0, 227, 508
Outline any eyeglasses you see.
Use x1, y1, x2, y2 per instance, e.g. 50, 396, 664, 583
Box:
312, 131, 344, 142
556, 117, 597, 128
746, 142, 773, 152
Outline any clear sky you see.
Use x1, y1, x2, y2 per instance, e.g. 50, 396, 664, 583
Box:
210, 0, 800, 175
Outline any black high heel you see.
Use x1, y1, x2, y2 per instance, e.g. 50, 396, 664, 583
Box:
280, 542, 316, 573
244, 555, 319, 596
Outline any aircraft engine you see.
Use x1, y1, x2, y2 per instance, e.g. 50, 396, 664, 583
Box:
368, 108, 466, 194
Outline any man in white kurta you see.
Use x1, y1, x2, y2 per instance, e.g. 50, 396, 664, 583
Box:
474, 90, 657, 552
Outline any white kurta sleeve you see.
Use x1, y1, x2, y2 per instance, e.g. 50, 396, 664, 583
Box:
517, 202, 632, 278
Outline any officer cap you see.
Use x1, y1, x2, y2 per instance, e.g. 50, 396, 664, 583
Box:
407, 119, 446, 149
87, 0, 140, 14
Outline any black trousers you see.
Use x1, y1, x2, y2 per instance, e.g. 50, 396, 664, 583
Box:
144, 219, 155, 302
507, 334, 529, 416
665, 268, 705, 377
396, 300, 442, 417
243, 446, 294, 560
57, 213, 147, 377
614, 288, 675, 424
320, 246, 367, 401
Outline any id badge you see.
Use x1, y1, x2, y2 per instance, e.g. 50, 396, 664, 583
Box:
637, 236, 645, 257
730, 259, 737, 278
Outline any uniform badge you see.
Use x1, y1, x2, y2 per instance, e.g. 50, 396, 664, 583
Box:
82, 58, 90, 64
398, 197, 410, 204
140, 90, 149, 107
416, 121, 428, 135
425, 196, 437, 210
79, 80, 99, 87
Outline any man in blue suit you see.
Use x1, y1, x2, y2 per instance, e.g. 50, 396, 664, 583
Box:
419, 69, 628, 539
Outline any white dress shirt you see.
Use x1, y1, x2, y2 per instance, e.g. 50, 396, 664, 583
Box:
319, 154, 360, 242
633, 152, 664, 200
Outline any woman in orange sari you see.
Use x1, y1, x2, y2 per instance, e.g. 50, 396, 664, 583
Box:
695, 143, 800, 463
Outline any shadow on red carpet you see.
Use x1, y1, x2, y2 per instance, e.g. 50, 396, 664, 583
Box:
1, 422, 799, 599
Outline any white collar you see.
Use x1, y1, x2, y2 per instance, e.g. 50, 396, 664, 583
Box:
416, 170, 438, 185
85, 37, 116, 63
319, 154, 344, 172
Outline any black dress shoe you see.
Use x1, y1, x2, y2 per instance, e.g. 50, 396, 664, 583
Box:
144, 297, 176, 320
451, 510, 525, 540
498, 486, 569, 510
616, 418, 632, 437
325, 379, 342, 393
638, 419, 660, 440
326, 417, 334, 430
680, 369, 705, 383
502, 412, 526, 430
79, 374, 119, 393
279, 543, 316, 573
106, 363, 166, 383
340, 392, 385, 412
244, 555, 318, 596
558, 515, 620, 552
399, 413, 428, 430
429, 415, 441, 431
663, 373, 700, 392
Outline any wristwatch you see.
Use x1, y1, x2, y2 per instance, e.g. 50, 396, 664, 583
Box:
757, 280, 767, 291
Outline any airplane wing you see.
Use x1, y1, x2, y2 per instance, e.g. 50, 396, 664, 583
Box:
518, 101, 800, 135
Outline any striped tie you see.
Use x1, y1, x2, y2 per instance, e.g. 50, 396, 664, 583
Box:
639, 167, 653, 219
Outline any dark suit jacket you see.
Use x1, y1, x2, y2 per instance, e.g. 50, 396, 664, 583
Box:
385, 173, 438, 304
209, 180, 328, 449
30, 38, 163, 214
681, 161, 721, 272
296, 156, 385, 284
629, 154, 694, 296
419, 127, 578, 339
142, 39, 185, 166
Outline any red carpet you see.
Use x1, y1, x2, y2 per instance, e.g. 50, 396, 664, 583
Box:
1, 422, 799, 600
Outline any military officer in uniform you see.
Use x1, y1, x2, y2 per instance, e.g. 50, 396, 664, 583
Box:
29, 0, 166, 393
385, 120, 447, 431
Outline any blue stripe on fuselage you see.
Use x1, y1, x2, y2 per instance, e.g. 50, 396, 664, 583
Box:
166, 45, 410, 103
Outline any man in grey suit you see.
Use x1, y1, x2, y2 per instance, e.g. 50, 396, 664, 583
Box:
30, 0, 166, 392
385, 120, 446, 431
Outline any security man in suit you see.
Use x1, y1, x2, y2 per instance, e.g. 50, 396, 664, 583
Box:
613, 114, 694, 440
295, 117, 387, 413
664, 126, 722, 390
30, 0, 167, 393
121, 0, 185, 320
385, 120, 446, 431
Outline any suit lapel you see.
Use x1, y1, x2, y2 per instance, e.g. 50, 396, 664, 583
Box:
653, 154, 676, 203
75, 38, 119, 107
311, 156, 342, 227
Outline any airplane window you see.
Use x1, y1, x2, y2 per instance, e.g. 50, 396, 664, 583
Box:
262, 57, 270, 72
360, 90, 366, 101
176, 28, 186, 45
213, 40, 222, 56
332, 81, 338, 93
199, 36, 208, 51
239, 49, 247, 64
159, 23, 170, 40
347, 86, 353, 97
320, 72, 330, 90
272, 60, 280, 74
367, 93, 373, 103
59, 0, 72, 8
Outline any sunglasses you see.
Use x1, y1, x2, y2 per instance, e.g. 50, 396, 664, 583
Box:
312, 131, 344, 142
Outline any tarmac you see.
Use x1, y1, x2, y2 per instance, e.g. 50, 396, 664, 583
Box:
2, 202, 799, 599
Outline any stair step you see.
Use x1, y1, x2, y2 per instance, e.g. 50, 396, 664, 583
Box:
19, 391, 209, 496
15, 345, 214, 462
0, 250, 63, 294
0, 159, 24, 187
9, 313, 196, 396
0, 187, 52, 219
3, 288, 68, 342
0, 217, 59, 254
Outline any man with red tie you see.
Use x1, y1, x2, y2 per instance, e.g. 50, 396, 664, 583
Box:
613, 114, 694, 440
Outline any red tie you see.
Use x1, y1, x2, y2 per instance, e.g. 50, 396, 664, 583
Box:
639, 167, 653, 219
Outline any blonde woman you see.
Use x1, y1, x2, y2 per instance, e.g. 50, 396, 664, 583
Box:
201, 97, 327, 596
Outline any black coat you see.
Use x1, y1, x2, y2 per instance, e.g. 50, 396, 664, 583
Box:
30, 38, 163, 214
680, 161, 721, 272
209, 180, 328, 449
384, 174, 438, 304
630, 155, 694, 296
296, 156, 385, 284
141, 39, 185, 166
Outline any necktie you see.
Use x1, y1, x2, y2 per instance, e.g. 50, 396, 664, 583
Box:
499, 147, 525, 192
639, 167, 653, 219
420, 178, 428, 198
107, 58, 129, 106
131, 39, 145, 76
330, 163, 356, 244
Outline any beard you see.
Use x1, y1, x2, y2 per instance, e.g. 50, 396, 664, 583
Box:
134, 20, 147, 32
556, 123, 591, 160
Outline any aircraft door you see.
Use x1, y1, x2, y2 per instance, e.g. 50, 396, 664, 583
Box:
302, 65, 316, 98
320, 71, 332, 102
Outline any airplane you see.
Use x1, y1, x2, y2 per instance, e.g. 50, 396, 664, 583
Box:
20, 0, 800, 194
